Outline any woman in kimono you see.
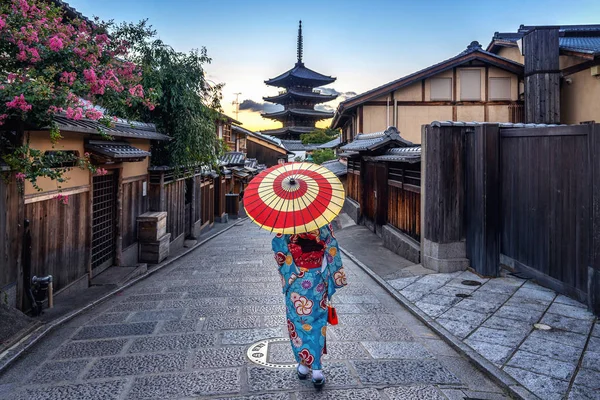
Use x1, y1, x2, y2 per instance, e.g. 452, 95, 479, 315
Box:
272, 223, 347, 388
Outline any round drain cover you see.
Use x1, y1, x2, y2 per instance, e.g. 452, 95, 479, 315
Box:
246, 338, 296, 369
533, 323, 552, 331
461, 280, 482, 286
455, 293, 472, 298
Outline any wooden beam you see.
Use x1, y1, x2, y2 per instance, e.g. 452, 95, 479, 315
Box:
359, 106, 363, 133
364, 100, 519, 106
421, 80, 426, 102
561, 58, 600, 77
484, 66, 489, 121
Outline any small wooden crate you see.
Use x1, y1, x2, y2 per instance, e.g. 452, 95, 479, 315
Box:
137, 212, 167, 242
139, 233, 171, 264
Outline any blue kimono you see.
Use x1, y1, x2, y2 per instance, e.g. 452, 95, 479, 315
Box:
272, 224, 347, 370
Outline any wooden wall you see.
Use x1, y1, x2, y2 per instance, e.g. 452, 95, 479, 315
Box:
387, 163, 421, 241
25, 191, 89, 293
0, 174, 22, 301
121, 176, 148, 249
246, 140, 285, 167
346, 159, 361, 202
165, 179, 186, 242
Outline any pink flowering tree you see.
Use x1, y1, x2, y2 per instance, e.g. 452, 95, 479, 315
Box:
0, 0, 157, 191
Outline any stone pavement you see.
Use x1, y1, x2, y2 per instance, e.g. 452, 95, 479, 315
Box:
388, 270, 599, 400
334, 219, 599, 400
0, 220, 509, 400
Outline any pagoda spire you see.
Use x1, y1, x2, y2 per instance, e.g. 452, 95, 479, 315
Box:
297, 20, 303, 64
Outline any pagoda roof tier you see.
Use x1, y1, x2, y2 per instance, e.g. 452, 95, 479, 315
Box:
263, 89, 337, 104
265, 62, 336, 88
262, 108, 334, 121
260, 126, 316, 137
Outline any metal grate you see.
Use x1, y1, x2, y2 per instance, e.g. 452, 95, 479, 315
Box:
92, 173, 116, 269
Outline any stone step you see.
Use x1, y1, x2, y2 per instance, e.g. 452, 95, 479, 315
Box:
90, 264, 148, 287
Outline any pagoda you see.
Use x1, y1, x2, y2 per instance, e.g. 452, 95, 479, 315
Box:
261, 21, 337, 139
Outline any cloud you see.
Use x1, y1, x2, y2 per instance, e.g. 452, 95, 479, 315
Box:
315, 104, 335, 112
316, 88, 357, 102
239, 99, 283, 113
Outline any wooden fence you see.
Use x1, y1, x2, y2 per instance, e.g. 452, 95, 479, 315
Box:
0, 172, 22, 308
387, 162, 421, 241
426, 122, 600, 314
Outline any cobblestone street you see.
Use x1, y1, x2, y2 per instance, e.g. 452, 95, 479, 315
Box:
0, 221, 509, 399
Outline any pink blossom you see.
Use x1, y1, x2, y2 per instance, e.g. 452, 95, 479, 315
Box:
59, 71, 76, 86
84, 152, 90, 157
7, 73, 17, 83
83, 68, 97, 84
0, 114, 8, 126
128, 84, 144, 98
96, 168, 108, 176
15, 172, 26, 182
95, 34, 109, 45
6, 94, 32, 112
0, 16, 6, 30
47, 106, 64, 114
65, 107, 83, 120
85, 108, 103, 120
48, 35, 63, 51
55, 193, 69, 205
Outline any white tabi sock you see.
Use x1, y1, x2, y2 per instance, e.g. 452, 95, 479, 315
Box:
312, 369, 324, 380
298, 364, 309, 375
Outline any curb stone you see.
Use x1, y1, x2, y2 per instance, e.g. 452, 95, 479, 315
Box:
339, 245, 540, 400
0, 218, 248, 375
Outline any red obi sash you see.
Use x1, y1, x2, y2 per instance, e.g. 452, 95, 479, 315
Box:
288, 232, 325, 269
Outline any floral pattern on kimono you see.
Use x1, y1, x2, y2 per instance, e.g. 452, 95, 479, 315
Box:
272, 224, 347, 369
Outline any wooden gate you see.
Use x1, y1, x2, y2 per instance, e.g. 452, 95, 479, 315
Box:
500, 125, 592, 300
92, 172, 117, 275
362, 162, 388, 233
463, 123, 599, 307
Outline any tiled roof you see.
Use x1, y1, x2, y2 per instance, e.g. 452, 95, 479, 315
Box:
265, 62, 336, 88
52, 115, 170, 141
220, 152, 246, 166
280, 140, 319, 151
340, 127, 414, 152
321, 159, 347, 176
488, 25, 600, 56
317, 137, 341, 149
85, 141, 150, 160
429, 120, 565, 127
263, 89, 337, 103
260, 126, 315, 137
371, 147, 421, 163
262, 108, 334, 119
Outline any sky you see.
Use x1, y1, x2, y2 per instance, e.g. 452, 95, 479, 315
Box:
69, 0, 600, 132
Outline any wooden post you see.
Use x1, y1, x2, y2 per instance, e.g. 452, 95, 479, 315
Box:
524, 27, 560, 124
588, 123, 600, 315
465, 124, 501, 277
115, 168, 123, 266
422, 122, 470, 272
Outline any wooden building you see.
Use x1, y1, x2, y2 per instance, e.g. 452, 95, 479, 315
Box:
232, 125, 290, 167
331, 42, 525, 144
0, 116, 169, 309
340, 127, 421, 263
487, 24, 600, 125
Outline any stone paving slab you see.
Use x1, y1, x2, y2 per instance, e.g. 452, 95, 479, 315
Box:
0, 220, 510, 400
379, 260, 598, 400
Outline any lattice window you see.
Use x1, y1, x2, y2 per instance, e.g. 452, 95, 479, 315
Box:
92, 173, 116, 269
